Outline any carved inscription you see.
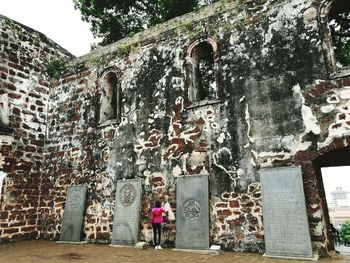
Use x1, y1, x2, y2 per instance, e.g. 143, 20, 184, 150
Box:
68, 190, 81, 209
111, 179, 141, 246
176, 174, 209, 249
182, 199, 201, 221
261, 166, 313, 259
119, 183, 136, 206
264, 192, 308, 244
59, 184, 87, 242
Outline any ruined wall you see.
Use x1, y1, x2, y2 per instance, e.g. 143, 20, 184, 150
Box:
1, 0, 349, 257
0, 15, 74, 242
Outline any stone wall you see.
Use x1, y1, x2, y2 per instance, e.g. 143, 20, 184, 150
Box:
1, 0, 350, 257
0, 15, 73, 242
39, 0, 347, 254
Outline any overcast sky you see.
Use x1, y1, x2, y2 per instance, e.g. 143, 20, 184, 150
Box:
322, 166, 350, 201
1, 0, 97, 57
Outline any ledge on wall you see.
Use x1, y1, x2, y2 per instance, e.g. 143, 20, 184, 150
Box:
331, 66, 350, 79
186, 99, 221, 110
97, 119, 120, 128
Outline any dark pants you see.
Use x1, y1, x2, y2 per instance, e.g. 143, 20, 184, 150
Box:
152, 223, 161, 246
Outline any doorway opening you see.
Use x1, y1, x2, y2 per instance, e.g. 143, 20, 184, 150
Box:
313, 147, 350, 255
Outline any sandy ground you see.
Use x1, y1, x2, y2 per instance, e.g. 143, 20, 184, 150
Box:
0, 241, 350, 263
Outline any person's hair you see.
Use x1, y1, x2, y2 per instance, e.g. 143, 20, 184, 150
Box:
155, 200, 161, 208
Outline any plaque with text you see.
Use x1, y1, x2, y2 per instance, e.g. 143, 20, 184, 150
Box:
260, 166, 314, 259
176, 174, 209, 250
111, 178, 142, 246
59, 184, 87, 242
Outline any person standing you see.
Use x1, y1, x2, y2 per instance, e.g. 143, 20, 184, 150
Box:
150, 200, 165, 249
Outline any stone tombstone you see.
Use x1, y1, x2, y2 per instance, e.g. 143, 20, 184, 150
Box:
111, 178, 142, 246
260, 166, 314, 259
59, 184, 87, 243
176, 174, 209, 250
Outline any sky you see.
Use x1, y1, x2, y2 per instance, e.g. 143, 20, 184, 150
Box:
1, 0, 97, 57
322, 166, 350, 202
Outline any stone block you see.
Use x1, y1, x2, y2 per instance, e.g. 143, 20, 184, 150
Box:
59, 184, 87, 243
111, 178, 142, 246
260, 166, 314, 260
175, 174, 209, 250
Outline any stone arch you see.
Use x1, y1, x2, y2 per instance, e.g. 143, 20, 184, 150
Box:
185, 37, 220, 103
99, 68, 122, 124
293, 136, 350, 255
318, 0, 350, 76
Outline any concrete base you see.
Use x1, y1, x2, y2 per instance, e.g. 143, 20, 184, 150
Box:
109, 244, 135, 248
56, 241, 87, 245
110, 242, 148, 249
135, 242, 148, 250
173, 248, 211, 254
263, 253, 319, 261
209, 245, 221, 255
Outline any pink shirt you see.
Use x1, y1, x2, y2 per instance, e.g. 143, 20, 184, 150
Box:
151, 207, 164, 224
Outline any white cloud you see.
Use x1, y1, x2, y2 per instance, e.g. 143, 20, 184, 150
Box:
1, 0, 98, 56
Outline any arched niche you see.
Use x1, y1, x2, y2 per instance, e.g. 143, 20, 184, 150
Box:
319, 0, 350, 76
186, 38, 220, 103
99, 69, 122, 124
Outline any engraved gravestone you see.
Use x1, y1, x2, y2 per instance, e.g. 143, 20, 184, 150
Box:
260, 166, 314, 259
111, 178, 142, 246
176, 174, 209, 250
59, 184, 87, 243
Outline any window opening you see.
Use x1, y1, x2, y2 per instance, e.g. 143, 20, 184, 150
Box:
187, 39, 218, 103
99, 71, 121, 124
329, 0, 350, 68
0, 94, 12, 135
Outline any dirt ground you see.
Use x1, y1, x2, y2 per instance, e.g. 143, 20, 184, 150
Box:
0, 241, 350, 263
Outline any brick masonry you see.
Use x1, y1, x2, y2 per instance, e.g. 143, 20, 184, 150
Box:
0, 15, 73, 242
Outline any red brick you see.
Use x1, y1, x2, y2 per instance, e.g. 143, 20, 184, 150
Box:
21, 226, 36, 232
9, 221, 26, 227
12, 107, 21, 115
8, 62, 23, 71
3, 228, 20, 234
217, 209, 232, 216
4, 82, 16, 90
30, 139, 44, 147
229, 200, 240, 208
0, 66, 8, 73
8, 93, 21, 99
0, 211, 9, 219
24, 145, 36, 152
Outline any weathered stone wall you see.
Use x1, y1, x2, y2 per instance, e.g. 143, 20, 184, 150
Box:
0, 15, 73, 242
40, 0, 344, 254
1, 0, 350, 257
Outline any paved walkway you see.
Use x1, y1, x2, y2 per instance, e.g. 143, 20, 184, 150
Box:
0, 241, 349, 263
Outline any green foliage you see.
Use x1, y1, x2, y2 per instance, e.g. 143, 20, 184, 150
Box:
46, 59, 67, 79
340, 220, 350, 244
330, 6, 350, 67
73, 0, 218, 47
197, 59, 215, 100
128, 31, 136, 38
